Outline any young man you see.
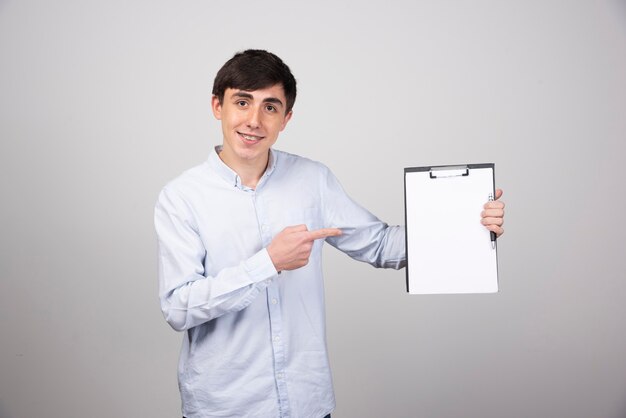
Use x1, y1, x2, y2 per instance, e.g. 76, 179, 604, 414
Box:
155, 49, 505, 418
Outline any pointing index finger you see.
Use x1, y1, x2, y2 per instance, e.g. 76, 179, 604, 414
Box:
307, 228, 343, 241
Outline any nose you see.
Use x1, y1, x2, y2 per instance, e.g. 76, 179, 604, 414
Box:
246, 106, 262, 129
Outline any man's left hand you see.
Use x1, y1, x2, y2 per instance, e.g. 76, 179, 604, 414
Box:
481, 188, 505, 237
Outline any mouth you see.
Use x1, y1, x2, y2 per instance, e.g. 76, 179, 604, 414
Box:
237, 131, 264, 142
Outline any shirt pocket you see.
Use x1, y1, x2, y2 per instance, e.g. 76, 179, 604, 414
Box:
279, 206, 323, 233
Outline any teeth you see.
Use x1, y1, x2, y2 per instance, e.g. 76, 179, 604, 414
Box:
242, 134, 261, 141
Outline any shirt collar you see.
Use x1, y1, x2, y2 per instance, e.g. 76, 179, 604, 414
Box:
208, 146, 277, 190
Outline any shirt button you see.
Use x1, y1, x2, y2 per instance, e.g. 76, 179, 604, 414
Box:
273, 336, 280, 342
271, 298, 278, 305
277, 372, 285, 379
261, 224, 269, 232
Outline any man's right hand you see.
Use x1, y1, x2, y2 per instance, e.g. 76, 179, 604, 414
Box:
267, 225, 342, 272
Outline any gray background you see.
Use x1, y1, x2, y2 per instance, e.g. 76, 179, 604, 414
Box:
1, 0, 625, 417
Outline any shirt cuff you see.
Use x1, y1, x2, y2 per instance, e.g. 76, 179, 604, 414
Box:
243, 248, 278, 283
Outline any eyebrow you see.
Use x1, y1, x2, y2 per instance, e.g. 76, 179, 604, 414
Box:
232, 91, 284, 108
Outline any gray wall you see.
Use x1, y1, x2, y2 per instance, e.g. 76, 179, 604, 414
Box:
1, 1, 625, 417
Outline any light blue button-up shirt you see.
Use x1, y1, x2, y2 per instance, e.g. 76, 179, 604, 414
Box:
155, 147, 406, 418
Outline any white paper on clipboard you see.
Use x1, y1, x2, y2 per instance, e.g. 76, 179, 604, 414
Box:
404, 164, 498, 294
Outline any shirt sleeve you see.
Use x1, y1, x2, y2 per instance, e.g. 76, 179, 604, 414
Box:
154, 186, 278, 332
320, 166, 406, 269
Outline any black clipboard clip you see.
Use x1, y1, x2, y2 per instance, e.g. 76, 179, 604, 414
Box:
429, 165, 469, 179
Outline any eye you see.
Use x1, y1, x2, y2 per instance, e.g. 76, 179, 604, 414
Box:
236, 100, 248, 107
265, 104, 276, 112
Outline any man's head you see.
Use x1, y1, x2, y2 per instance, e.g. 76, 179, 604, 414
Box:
212, 49, 297, 114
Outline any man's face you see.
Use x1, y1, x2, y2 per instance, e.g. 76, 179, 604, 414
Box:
212, 84, 292, 171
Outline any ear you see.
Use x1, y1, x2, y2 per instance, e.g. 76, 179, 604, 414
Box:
211, 95, 222, 120
280, 110, 293, 131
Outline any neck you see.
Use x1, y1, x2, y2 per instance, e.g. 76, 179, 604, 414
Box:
235, 163, 266, 189
218, 148, 269, 189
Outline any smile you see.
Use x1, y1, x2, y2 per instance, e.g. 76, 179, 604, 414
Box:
238, 132, 264, 141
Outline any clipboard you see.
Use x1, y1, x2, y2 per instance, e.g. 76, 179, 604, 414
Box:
404, 163, 498, 294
